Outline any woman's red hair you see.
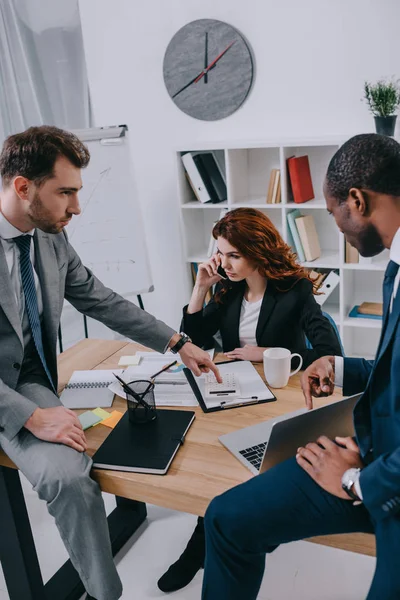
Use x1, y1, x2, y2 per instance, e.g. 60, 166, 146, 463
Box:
212, 207, 315, 302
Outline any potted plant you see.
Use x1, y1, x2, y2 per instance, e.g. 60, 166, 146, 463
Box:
364, 78, 400, 136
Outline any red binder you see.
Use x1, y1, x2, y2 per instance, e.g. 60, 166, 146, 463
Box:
287, 156, 315, 204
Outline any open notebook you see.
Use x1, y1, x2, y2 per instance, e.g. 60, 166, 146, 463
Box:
60, 369, 123, 409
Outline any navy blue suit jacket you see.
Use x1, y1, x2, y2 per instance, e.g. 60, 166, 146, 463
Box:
344, 280, 400, 522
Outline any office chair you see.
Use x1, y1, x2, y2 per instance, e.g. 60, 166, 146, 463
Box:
305, 311, 345, 356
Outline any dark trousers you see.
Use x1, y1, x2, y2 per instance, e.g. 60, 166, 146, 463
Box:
201, 457, 388, 600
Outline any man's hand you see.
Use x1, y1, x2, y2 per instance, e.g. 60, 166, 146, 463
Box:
300, 356, 335, 409
24, 406, 87, 452
224, 345, 265, 362
179, 342, 222, 382
296, 435, 363, 499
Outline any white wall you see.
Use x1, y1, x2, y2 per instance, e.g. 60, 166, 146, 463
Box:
79, 0, 400, 329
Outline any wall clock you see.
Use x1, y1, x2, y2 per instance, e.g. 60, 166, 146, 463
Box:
163, 19, 254, 121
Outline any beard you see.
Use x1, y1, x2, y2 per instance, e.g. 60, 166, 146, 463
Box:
353, 222, 385, 257
27, 190, 64, 234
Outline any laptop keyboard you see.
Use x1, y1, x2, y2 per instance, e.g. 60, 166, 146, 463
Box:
239, 442, 267, 471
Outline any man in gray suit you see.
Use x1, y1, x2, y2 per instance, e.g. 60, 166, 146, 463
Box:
0, 125, 220, 600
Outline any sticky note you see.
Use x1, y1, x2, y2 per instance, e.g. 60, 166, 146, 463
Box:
118, 355, 141, 366
79, 411, 102, 430
93, 407, 111, 420
100, 410, 124, 429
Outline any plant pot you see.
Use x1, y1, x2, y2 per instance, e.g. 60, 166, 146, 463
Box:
374, 115, 397, 136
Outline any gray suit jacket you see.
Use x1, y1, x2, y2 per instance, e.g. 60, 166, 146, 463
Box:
0, 229, 175, 441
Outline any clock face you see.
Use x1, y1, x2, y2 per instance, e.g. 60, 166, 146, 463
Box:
163, 19, 254, 121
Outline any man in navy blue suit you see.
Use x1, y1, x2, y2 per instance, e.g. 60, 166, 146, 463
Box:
201, 133, 400, 600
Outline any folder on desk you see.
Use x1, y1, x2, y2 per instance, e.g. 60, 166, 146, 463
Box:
184, 360, 276, 413
92, 409, 195, 475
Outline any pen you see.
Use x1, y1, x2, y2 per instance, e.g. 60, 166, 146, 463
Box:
153, 380, 187, 386
113, 373, 150, 409
141, 360, 179, 395
150, 360, 178, 380
219, 398, 259, 408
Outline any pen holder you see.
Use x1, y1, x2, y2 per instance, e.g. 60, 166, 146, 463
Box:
126, 379, 157, 424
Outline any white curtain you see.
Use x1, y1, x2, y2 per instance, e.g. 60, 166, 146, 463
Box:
0, 0, 90, 141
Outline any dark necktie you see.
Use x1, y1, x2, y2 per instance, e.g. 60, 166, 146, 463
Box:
13, 235, 56, 393
383, 259, 400, 320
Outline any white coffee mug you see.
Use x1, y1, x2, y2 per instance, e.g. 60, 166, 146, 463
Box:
263, 347, 303, 389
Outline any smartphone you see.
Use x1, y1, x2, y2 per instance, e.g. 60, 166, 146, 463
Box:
217, 265, 227, 279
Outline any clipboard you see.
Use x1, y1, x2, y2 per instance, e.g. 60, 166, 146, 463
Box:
183, 360, 276, 413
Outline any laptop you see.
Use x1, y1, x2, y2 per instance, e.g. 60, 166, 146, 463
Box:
219, 394, 361, 476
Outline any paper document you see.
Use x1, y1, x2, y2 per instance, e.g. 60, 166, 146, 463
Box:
109, 349, 215, 407
192, 361, 274, 409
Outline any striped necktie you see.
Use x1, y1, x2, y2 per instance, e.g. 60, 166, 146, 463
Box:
13, 235, 56, 393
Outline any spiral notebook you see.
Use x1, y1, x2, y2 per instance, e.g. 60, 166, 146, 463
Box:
60, 369, 123, 409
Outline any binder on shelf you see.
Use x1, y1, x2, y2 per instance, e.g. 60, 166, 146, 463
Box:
192, 153, 227, 203
309, 269, 328, 290
294, 214, 321, 262
314, 271, 340, 306
287, 155, 315, 204
182, 153, 211, 203
345, 240, 359, 264
287, 209, 306, 263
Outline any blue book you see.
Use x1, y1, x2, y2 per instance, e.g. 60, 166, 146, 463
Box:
287, 209, 306, 263
348, 306, 383, 320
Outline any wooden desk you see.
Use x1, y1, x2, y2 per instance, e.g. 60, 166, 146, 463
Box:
0, 339, 375, 599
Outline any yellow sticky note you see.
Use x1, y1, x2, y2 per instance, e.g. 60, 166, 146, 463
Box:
91, 407, 112, 426
101, 410, 124, 429
93, 407, 111, 420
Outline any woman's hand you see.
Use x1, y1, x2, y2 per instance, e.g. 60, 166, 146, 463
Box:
224, 345, 265, 362
195, 253, 224, 289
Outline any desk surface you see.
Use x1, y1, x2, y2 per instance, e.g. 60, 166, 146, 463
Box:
0, 339, 375, 557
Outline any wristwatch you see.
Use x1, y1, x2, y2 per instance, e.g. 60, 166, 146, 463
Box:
170, 332, 192, 354
341, 467, 361, 501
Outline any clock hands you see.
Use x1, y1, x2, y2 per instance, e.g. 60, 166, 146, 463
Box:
204, 32, 208, 84
172, 73, 203, 99
194, 40, 235, 84
172, 39, 236, 99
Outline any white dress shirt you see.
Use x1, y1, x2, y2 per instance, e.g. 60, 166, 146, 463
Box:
335, 227, 400, 499
0, 212, 43, 320
238, 297, 263, 347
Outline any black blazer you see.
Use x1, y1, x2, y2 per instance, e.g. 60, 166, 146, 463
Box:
182, 278, 342, 369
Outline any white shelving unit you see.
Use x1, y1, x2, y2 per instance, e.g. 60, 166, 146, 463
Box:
177, 138, 390, 359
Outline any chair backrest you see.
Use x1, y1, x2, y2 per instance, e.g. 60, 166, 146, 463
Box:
305, 311, 345, 356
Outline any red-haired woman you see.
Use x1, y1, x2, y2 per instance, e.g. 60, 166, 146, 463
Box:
157, 208, 342, 593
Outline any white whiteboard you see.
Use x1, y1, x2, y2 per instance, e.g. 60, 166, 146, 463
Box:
65, 126, 153, 296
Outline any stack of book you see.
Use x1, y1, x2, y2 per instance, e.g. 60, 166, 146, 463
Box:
345, 240, 359, 264
287, 155, 314, 204
287, 209, 321, 262
182, 152, 227, 204
348, 302, 383, 320
266, 169, 281, 204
